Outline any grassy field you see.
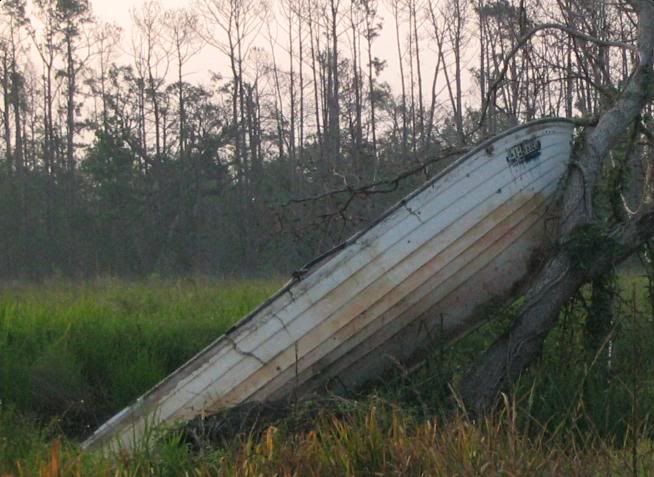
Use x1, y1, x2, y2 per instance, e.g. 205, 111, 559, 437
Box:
2, 276, 654, 475
0, 278, 280, 436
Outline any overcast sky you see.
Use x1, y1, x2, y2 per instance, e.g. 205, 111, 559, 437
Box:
84, 0, 474, 100
90, 0, 227, 85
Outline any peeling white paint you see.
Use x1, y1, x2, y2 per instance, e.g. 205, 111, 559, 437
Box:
83, 119, 575, 452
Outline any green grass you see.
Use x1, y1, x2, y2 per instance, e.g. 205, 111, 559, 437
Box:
3, 275, 654, 475
0, 278, 281, 437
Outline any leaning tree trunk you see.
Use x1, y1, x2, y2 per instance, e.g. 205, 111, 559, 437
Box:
459, 0, 654, 415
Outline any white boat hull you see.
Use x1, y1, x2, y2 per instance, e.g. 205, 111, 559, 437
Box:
84, 119, 575, 451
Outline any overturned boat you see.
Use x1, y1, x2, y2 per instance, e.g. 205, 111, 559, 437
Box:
84, 118, 575, 451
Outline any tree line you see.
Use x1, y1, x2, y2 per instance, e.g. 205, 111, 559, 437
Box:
0, 0, 647, 279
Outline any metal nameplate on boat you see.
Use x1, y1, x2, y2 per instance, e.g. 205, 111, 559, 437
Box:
506, 138, 541, 166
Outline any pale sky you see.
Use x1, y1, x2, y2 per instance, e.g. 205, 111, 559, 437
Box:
86, 0, 476, 105
90, 0, 225, 85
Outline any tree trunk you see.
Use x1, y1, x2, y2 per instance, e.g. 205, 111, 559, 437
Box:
328, 0, 341, 167
13, 54, 24, 174
411, 0, 424, 146
2, 53, 12, 172
308, 10, 323, 158
363, 0, 378, 164
460, 0, 654, 415
65, 30, 75, 173
298, 7, 304, 168
392, 0, 408, 157
460, 207, 654, 414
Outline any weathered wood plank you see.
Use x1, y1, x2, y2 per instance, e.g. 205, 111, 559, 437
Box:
83, 119, 574, 451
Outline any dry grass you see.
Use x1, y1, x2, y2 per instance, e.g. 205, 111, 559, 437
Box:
5, 397, 652, 476
3, 276, 654, 476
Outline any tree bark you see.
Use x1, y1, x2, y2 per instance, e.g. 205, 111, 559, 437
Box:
391, 0, 408, 157
2, 53, 12, 171
461, 205, 654, 415
363, 0, 378, 164
460, 0, 654, 415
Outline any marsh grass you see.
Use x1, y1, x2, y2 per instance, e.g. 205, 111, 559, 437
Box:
5, 396, 654, 476
0, 277, 280, 437
3, 276, 654, 475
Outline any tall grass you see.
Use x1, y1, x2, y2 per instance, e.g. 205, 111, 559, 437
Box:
214, 397, 648, 477
4, 397, 653, 476
0, 278, 281, 436
3, 276, 654, 475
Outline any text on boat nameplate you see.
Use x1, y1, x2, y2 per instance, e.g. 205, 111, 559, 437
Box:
506, 138, 541, 166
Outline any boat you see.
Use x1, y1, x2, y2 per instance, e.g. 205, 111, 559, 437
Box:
83, 118, 575, 451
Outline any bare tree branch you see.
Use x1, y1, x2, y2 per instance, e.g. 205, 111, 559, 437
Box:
284, 147, 469, 208
461, 0, 654, 415
478, 22, 638, 128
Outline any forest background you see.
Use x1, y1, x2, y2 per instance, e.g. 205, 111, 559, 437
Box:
0, 0, 644, 280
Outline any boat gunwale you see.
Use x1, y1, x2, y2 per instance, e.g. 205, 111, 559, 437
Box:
222, 119, 575, 339
134, 134, 570, 423
178, 153, 567, 409
83, 118, 575, 449
282, 182, 562, 398
251, 172, 563, 402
